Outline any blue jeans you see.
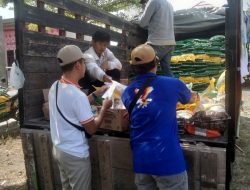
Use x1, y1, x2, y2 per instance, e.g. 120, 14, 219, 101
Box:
150, 45, 175, 77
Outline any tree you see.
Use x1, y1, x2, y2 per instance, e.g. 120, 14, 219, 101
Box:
0, 0, 140, 20
0, 0, 13, 7
0, 0, 140, 12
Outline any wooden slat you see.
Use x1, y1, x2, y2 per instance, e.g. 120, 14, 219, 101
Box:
97, 139, 113, 190
23, 43, 61, 58
21, 129, 39, 190
182, 145, 200, 181
23, 41, 126, 61
23, 31, 127, 56
110, 138, 133, 170
200, 152, 218, 189
23, 31, 91, 49
112, 168, 136, 190
203, 147, 226, 185
33, 132, 45, 189
24, 105, 44, 121
40, 0, 134, 31
21, 4, 123, 42
24, 72, 60, 90
23, 56, 61, 73
38, 133, 54, 190
89, 137, 102, 190
48, 136, 62, 190
23, 31, 127, 57
188, 180, 201, 190
23, 89, 44, 107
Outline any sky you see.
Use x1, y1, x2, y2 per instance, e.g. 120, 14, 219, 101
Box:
0, 3, 14, 19
0, 1, 228, 19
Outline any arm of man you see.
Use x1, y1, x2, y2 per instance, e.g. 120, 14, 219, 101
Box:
87, 85, 109, 104
81, 99, 112, 135
105, 48, 122, 70
176, 80, 192, 104
189, 91, 199, 104
84, 53, 106, 81
139, 0, 157, 28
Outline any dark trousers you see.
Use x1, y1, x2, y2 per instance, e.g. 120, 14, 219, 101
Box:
78, 69, 121, 94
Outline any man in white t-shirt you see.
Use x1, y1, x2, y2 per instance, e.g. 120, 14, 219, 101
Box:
79, 31, 122, 93
49, 45, 112, 190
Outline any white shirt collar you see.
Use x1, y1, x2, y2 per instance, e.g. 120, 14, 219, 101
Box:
89, 47, 105, 61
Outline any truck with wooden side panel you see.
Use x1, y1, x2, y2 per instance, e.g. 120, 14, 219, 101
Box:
14, 0, 242, 189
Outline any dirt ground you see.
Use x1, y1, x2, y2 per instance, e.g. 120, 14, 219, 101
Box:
0, 89, 250, 190
0, 135, 27, 190
230, 88, 250, 190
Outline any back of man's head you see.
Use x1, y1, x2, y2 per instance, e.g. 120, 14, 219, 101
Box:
57, 45, 84, 72
130, 44, 158, 75
92, 31, 111, 43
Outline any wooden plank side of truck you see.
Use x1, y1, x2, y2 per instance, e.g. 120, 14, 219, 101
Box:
14, 0, 242, 189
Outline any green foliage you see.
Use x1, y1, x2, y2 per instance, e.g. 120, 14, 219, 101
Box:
0, 0, 140, 11
82, 0, 140, 12
0, 0, 140, 20
0, 0, 12, 7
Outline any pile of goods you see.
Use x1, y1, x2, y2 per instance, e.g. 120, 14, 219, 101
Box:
129, 35, 229, 138
177, 70, 229, 138
168, 35, 229, 138
0, 87, 11, 119
170, 35, 225, 92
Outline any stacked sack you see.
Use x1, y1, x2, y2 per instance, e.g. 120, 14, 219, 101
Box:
170, 35, 225, 92
0, 87, 10, 119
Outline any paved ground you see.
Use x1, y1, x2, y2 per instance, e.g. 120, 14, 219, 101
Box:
0, 89, 250, 190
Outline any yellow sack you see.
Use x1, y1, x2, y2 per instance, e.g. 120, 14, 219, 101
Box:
0, 107, 11, 114
195, 54, 210, 61
200, 77, 217, 98
0, 96, 9, 103
216, 70, 226, 94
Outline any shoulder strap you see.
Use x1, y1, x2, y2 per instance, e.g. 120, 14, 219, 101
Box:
55, 81, 91, 139
128, 76, 156, 116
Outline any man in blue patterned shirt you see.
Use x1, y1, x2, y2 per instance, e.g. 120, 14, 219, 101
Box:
122, 44, 197, 190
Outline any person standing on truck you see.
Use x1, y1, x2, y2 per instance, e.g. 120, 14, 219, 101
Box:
138, 0, 175, 77
79, 31, 122, 93
122, 44, 198, 190
49, 45, 112, 190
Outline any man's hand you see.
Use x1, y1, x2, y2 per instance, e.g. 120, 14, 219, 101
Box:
101, 61, 109, 71
189, 91, 199, 104
103, 75, 112, 83
94, 85, 109, 97
102, 98, 112, 110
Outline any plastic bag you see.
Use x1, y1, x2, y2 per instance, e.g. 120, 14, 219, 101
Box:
10, 60, 25, 90
102, 81, 127, 109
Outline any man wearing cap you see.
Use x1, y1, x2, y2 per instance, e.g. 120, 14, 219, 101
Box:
49, 45, 112, 190
79, 31, 122, 93
122, 44, 197, 190
138, 0, 175, 77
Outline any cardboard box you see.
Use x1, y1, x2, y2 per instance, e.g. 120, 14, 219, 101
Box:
42, 102, 49, 120
43, 89, 49, 103
98, 108, 129, 131
42, 89, 50, 120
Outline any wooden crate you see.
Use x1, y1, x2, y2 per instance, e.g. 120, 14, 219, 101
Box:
22, 129, 227, 190
182, 143, 226, 190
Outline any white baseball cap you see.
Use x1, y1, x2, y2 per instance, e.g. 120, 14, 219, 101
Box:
57, 45, 84, 66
